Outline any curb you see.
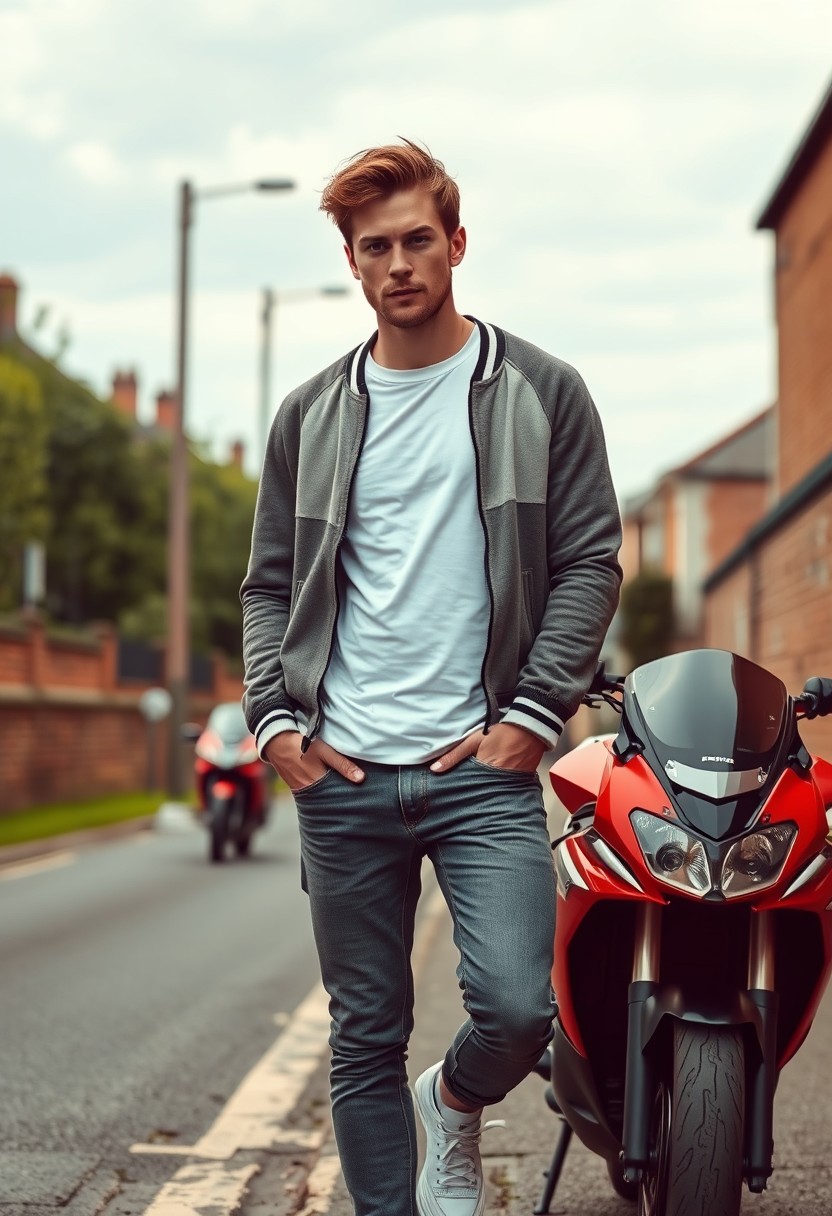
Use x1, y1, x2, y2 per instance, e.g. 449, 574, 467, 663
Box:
0, 815, 160, 867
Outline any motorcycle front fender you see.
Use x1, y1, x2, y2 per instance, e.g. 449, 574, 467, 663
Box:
638, 982, 767, 1056
623, 980, 777, 1191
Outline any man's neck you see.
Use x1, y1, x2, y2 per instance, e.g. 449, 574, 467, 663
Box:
372, 302, 474, 371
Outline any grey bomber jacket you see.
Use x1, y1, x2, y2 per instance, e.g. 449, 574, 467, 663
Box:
241, 318, 623, 758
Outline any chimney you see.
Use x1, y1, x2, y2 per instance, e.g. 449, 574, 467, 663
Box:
230, 439, 244, 470
155, 389, 177, 432
111, 369, 138, 419
0, 273, 19, 343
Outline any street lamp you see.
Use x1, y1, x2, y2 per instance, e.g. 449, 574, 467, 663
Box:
166, 176, 295, 799
258, 284, 349, 466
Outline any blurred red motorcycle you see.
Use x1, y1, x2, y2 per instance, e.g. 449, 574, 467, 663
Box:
534, 650, 832, 1216
192, 702, 271, 863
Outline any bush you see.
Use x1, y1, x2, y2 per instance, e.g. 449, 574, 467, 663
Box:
619, 571, 675, 669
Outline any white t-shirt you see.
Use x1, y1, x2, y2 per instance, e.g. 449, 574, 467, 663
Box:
320, 328, 490, 763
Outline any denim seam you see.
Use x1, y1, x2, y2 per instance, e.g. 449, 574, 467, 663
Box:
434, 842, 476, 1086
398, 767, 427, 836
397, 855, 416, 1215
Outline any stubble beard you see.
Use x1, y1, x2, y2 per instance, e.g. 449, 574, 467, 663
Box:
366, 267, 453, 331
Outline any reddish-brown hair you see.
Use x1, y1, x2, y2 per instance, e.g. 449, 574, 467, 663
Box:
320, 139, 460, 245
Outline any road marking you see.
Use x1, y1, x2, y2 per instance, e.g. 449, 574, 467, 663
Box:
139, 1160, 259, 1216
0, 852, 76, 881
134, 865, 449, 1215
132, 875, 447, 1163
132, 981, 332, 1159
296, 1154, 342, 1216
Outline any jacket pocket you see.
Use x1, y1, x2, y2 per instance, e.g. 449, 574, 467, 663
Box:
521, 568, 535, 637
290, 578, 305, 617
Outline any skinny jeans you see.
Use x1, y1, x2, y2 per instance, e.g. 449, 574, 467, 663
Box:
294, 755, 557, 1216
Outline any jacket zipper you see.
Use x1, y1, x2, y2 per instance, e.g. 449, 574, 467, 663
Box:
300, 393, 370, 754
467, 379, 495, 733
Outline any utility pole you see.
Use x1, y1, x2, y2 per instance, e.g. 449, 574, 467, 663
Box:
166, 179, 192, 798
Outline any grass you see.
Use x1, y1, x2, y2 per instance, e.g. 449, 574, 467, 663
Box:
0, 791, 165, 849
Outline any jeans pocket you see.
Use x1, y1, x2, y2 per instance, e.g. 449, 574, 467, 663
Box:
467, 755, 539, 781
292, 767, 337, 796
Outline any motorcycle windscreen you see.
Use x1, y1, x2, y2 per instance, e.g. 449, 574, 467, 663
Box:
629, 650, 787, 821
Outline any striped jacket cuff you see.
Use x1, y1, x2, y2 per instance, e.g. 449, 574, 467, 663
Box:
502, 694, 566, 750
254, 707, 299, 760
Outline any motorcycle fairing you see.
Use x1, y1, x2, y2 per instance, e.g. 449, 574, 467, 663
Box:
549, 731, 832, 1067
550, 738, 614, 815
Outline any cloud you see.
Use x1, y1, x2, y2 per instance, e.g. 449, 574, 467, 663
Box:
1, 0, 829, 499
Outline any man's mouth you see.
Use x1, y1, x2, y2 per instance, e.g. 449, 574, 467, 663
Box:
387, 287, 420, 298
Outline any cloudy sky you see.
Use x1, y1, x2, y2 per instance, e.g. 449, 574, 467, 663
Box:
1, 0, 830, 501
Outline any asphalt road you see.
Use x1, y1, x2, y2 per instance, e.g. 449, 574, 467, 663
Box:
0, 800, 320, 1214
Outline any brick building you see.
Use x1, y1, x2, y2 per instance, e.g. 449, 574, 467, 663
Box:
704, 78, 832, 757
621, 407, 774, 644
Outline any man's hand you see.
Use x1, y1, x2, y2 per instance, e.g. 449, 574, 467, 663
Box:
263, 732, 365, 792
430, 723, 546, 774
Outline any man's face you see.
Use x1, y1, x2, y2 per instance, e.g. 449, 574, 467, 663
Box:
345, 187, 466, 329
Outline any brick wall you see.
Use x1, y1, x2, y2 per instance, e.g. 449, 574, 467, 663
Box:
0, 619, 244, 813
773, 135, 832, 497
705, 480, 769, 574
704, 487, 832, 758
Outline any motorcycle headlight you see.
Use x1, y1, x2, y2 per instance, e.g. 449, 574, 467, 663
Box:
720, 824, 796, 898
630, 810, 711, 897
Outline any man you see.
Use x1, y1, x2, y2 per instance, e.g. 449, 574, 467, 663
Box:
241, 140, 622, 1216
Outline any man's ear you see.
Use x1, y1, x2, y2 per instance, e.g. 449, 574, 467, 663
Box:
449, 226, 466, 268
344, 243, 361, 280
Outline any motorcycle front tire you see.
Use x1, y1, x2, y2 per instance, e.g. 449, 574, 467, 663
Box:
234, 826, 252, 857
641, 1022, 745, 1216
209, 798, 231, 864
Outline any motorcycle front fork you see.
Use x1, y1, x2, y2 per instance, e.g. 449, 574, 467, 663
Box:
621, 904, 777, 1192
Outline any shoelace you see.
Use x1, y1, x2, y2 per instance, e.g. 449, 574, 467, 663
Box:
434, 1119, 506, 1189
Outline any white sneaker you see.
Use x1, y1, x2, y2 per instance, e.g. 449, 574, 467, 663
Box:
414, 1062, 489, 1216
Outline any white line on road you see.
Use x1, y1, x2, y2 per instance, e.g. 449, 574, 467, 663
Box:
132, 980, 332, 1160
0, 851, 76, 881
296, 1155, 343, 1216
133, 869, 449, 1215
132, 879, 448, 1164
139, 1160, 259, 1216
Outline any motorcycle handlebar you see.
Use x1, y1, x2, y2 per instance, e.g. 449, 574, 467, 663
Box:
582, 668, 832, 717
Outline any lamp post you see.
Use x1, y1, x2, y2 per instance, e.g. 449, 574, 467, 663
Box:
258, 285, 349, 466
166, 176, 295, 799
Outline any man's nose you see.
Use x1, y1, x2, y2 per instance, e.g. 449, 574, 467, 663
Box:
389, 244, 413, 277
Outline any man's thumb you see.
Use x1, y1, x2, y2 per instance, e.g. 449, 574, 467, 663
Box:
430, 732, 481, 773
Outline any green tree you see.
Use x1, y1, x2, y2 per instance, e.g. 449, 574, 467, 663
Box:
1, 336, 256, 658
0, 356, 49, 610
14, 349, 168, 624
190, 452, 258, 659
119, 448, 257, 661
619, 570, 675, 669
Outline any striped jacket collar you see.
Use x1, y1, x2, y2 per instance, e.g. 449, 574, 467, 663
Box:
345, 316, 506, 396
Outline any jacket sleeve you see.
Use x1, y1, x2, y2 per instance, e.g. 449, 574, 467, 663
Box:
240, 399, 301, 757
502, 366, 622, 748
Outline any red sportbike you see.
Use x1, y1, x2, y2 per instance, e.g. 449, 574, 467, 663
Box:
534, 649, 832, 1216
192, 702, 271, 864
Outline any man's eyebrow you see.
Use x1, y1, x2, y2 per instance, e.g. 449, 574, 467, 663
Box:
357, 224, 436, 246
